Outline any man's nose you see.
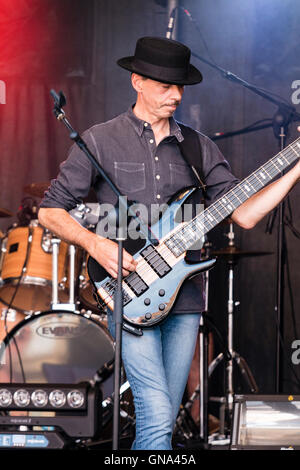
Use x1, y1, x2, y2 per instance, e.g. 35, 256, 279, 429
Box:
171, 85, 184, 101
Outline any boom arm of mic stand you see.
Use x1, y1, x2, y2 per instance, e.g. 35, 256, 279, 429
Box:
191, 52, 300, 123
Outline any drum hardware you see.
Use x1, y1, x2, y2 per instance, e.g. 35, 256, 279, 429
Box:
80, 380, 135, 449
41, 227, 55, 253
208, 223, 264, 438
51, 238, 77, 312
68, 203, 102, 314
69, 202, 99, 229
174, 263, 231, 447
101, 380, 130, 409
0, 231, 8, 277
175, 238, 212, 448
102, 405, 135, 436
198, 238, 211, 447
0, 208, 13, 218
16, 197, 38, 227
174, 404, 202, 446
0, 303, 25, 344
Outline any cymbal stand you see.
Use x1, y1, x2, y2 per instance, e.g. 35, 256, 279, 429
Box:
198, 240, 211, 446
209, 224, 258, 426
174, 240, 214, 448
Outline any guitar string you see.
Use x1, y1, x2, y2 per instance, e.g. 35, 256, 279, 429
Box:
98, 143, 300, 305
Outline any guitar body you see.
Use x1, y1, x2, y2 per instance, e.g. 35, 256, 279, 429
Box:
88, 187, 216, 328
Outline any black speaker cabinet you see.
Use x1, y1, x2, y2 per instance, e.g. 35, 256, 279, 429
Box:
231, 394, 300, 450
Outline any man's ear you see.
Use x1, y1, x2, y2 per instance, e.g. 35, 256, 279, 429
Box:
131, 73, 146, 93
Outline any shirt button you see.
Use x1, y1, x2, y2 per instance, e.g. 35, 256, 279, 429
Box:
156, 194, 161, 199
156, 175, 160, 180
144, 122, 148, 127
149, 139, 154, 144
155, 156, 159, 161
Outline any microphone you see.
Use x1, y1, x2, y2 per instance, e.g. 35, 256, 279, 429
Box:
50, 89, 66, 108
166, 7, 176, 39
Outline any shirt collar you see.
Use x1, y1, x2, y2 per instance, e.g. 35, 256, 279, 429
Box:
124, 105, 184, 142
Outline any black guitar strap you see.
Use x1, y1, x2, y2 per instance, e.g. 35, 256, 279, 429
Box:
177, 123, 206, 195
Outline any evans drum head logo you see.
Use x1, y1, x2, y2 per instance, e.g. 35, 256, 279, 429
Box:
36, 321, 87, 339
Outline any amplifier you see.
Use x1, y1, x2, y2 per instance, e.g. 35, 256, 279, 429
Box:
231, 394, 300, 450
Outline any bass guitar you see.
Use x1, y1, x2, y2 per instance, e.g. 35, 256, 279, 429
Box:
88, 137, 300, 331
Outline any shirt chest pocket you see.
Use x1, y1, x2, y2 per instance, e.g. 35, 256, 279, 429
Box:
114, 162, 146, 193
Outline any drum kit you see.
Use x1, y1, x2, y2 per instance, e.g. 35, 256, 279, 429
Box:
0, 184, 127, 419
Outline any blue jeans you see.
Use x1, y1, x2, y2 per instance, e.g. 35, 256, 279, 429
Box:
108, 311, 201, 450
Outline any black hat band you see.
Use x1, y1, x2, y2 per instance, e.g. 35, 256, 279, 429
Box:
131, 58, 188, 81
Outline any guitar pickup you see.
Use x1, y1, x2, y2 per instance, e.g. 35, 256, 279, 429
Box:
140, 245, 171, 278
103, 279, 132, 305
123, 272, 148, 297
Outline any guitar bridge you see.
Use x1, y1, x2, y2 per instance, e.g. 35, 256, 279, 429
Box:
102, 279, 132, 305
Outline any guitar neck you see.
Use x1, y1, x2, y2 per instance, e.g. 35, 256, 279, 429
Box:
165, 137, 300, 257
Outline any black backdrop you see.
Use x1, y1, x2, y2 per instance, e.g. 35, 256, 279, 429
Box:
0, 0, 300, 394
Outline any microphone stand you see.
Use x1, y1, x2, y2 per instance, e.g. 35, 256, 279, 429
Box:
49, 90, 151, 450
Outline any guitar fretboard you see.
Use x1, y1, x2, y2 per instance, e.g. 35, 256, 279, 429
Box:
165, 137, 300, 257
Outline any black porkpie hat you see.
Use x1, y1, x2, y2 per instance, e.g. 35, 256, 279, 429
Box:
117, 36, 203, 86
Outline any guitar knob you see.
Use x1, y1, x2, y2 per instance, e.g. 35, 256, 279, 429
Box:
158, 304, 165, 311
144, 298, 151, 306
158, 289, 165, 297
145, 312, 152, 320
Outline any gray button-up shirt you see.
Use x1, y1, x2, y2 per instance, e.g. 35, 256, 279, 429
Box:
40, 106, 239, 313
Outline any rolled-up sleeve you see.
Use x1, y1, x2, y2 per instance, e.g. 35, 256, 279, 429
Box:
39, 130, 98, 211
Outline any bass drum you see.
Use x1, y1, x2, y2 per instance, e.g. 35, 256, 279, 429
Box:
0, 310, 114, 395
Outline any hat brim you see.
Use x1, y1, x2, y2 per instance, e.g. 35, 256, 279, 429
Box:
117, 56, 203, 86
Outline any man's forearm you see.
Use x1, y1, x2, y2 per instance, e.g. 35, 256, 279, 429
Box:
38, 207, 137, 278
232, 161, 300, 229
38, 207, 98, 252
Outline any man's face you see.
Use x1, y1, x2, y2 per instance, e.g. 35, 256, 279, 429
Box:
132, 74, 184, 119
